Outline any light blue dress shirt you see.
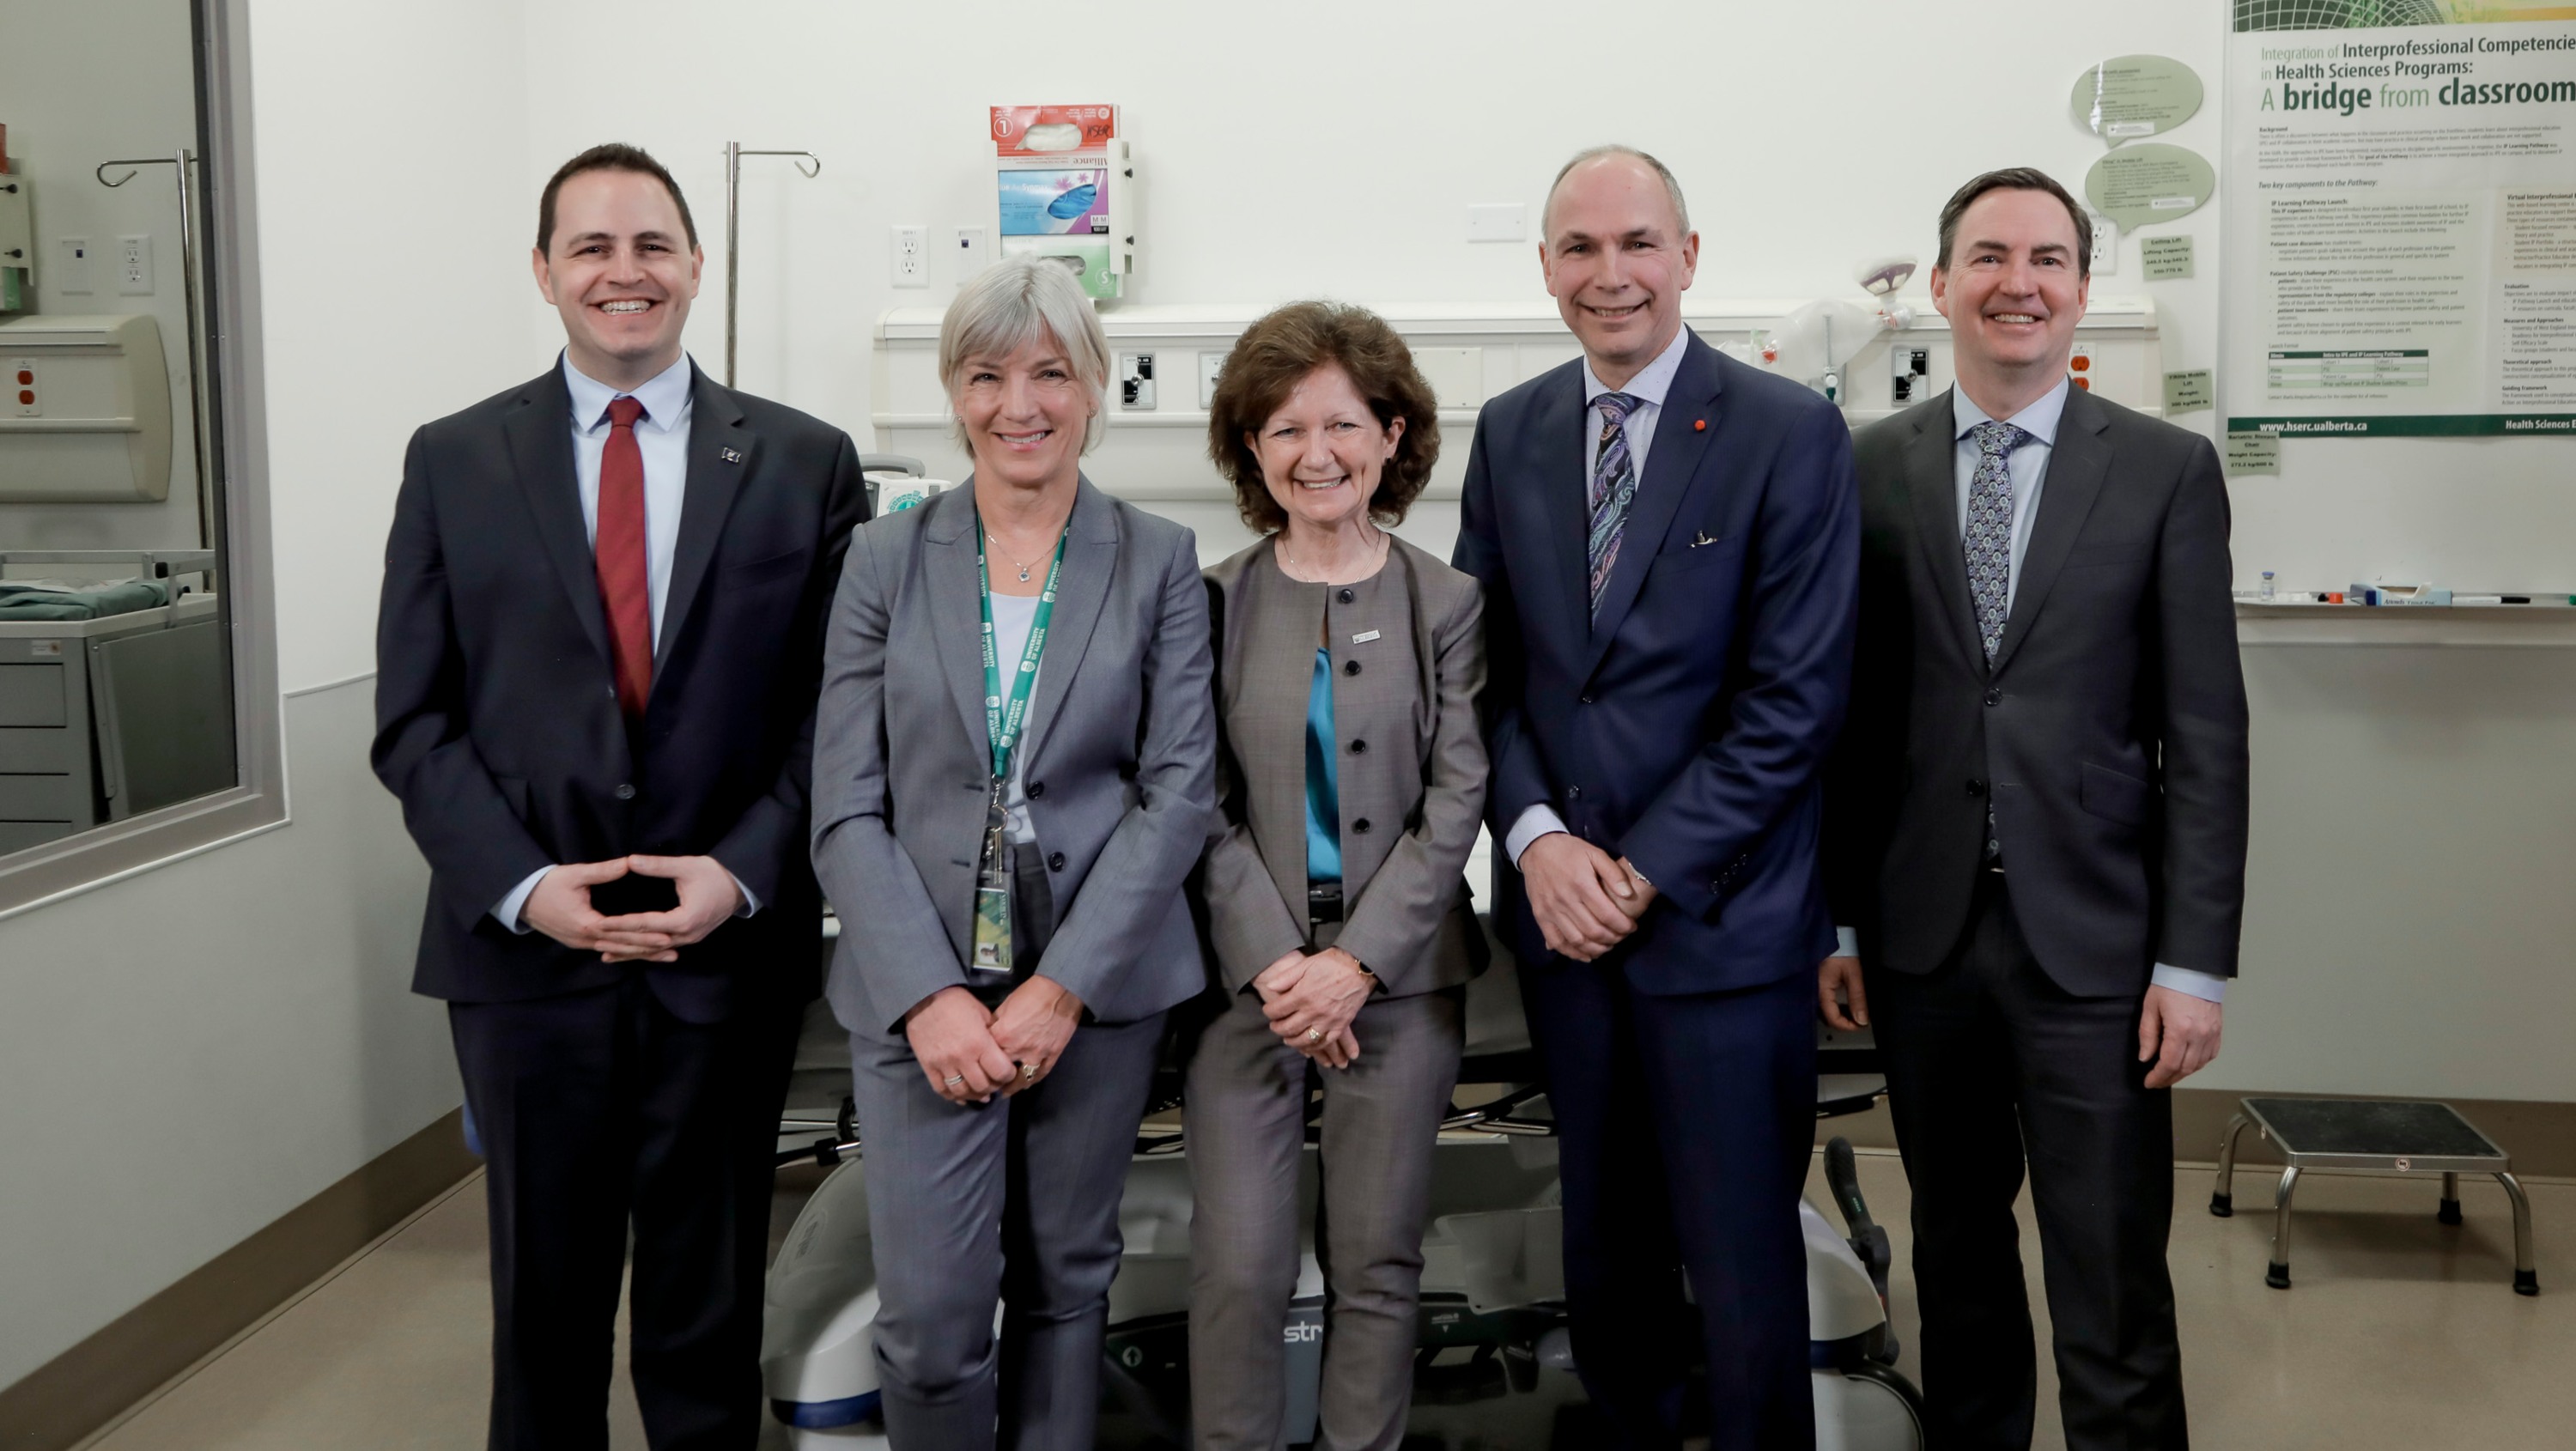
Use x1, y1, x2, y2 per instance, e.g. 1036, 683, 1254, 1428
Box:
1504, 324, 1695, 868
493, 352, 758, 932
1833, 380, 2220, 1005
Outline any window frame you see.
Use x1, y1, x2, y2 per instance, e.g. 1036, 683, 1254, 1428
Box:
0, 0, 283, 920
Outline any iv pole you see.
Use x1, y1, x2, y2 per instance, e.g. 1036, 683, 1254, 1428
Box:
96, 151, 213, 561
723, 143, 822, 388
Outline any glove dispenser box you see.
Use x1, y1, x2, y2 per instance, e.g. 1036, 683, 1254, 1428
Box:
0, 313, 174, 502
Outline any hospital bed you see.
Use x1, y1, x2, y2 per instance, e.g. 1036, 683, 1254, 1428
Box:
765, 914, 1927, 1449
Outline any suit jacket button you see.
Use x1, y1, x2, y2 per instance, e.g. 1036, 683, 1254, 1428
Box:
614, 783, 636, 800
1984, 688, 2002, 707
1567, 785, 1583, 799
1047, 851, 1066, 871
1348, 738, 1367, 755
1352, 818, 1372, 834
1027, 780, 1045, 798
1337, 588, 1355, 604
1344, 659, 1361, 677
1579, 695, 1595, 705
1965, 778, 1985, 797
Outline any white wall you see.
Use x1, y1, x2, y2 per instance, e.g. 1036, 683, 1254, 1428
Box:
0, 0, 532, 1391
0, 0, 211, 549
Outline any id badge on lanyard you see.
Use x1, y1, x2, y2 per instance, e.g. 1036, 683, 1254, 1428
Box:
971, 782, 1015, 974
969, 516, 1066, 979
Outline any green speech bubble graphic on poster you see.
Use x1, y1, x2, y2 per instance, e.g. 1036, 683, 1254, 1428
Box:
2071, 56, 2203, 147
2085, 144, 2215, 231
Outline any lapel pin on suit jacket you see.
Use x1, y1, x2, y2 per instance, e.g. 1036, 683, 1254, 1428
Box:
720, 446, 744, 464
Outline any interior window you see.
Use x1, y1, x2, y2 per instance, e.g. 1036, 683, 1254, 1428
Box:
0, 0, 236, 857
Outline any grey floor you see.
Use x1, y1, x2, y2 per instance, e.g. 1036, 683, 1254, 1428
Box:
80, 1148, 2576, 1450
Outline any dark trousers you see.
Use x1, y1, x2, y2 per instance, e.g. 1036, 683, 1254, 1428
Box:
1522, 960, 1817, 1451
1867, 874, 2186, 1451
449, 976, 802, 1451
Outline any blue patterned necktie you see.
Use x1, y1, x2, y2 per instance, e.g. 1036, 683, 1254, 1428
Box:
1964, 421, 2030, 665
1588, 392, 1643, 615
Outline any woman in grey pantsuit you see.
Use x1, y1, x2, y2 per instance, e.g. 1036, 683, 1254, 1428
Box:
810, 255, 1217, 1450
1190, 301, 1489, 1451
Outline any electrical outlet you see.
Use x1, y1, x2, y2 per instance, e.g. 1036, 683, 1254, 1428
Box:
56, 236, 92, 294
1199, 351, 1226, 410
11, 358, 39, 416
116, 234, 152, 294
890, 225, 927, 288
952, 225, 990, 282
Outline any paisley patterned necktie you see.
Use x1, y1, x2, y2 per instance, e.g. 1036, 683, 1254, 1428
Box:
1964, 420, 2030, 665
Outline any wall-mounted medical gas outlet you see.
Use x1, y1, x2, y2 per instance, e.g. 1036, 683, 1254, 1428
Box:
890, 225, 927, 288
953, 225, 990, 282
1198, 351, 1225, 410
1891, 345, 1930, 404
55, 237, 93, 294
116, 234, 152, 294
1118, 352, 1156, 410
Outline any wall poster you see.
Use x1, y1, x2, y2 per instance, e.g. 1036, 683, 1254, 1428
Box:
2225, 3, 2576, 438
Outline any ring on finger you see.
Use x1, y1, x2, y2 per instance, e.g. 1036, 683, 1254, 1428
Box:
1022, 1062, 1038, 1081
1306, 1028, 1323, 1043
944, 1073, 965, 1086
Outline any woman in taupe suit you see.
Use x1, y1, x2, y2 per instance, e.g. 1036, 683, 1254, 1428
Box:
1188, 301, 1488, 1451
810, 254, 1218, 1450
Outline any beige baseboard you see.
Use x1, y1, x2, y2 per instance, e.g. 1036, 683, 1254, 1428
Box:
1817, 1087, 2576, 1180
0, 1108, 478, 1451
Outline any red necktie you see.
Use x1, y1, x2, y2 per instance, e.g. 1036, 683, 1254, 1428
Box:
597, 396, 653, 717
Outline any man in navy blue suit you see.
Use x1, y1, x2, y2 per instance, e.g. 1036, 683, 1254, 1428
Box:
1453, 145, 1858, 1450
374, 145, 867, 1448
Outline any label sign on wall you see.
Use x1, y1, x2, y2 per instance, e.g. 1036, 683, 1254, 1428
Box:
2085, 144, 2217, 230
2072, 55, 2205, 145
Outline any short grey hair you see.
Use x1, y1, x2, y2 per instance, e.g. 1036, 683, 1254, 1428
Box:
937, 253, 1111, 454
1541, 144, 1692, 243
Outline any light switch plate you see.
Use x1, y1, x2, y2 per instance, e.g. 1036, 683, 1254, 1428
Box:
1467, 203, 1527, 243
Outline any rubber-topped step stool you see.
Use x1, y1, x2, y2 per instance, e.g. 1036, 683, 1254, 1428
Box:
2211, 1096, 2537, 1296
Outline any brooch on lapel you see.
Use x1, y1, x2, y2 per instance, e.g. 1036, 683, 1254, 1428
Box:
1691, 531, 1722, 548
719, 446, 744, 464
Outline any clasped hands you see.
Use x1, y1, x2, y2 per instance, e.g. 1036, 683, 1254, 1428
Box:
1251, 947, 1374, 1070
904, 977, 1084, 1106
523, 854, 741, 963
1520, 832, 1656, 962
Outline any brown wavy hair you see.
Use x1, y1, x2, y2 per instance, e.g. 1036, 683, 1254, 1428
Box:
1206, 301, 1441, 534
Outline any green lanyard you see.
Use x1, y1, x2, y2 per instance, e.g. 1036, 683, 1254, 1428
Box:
976, 520, 1068, 784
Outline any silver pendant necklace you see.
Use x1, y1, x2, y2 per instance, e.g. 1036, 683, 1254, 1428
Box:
988, 529, 1058, 584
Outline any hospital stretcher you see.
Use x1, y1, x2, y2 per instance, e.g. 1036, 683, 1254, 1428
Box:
762, 917, 1928, 1449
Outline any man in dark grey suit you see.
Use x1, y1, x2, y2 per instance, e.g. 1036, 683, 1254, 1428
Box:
1820, 167, 2249, 1451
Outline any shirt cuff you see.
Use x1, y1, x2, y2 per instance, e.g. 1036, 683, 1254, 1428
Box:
729, 871, 761, 919
1834, 926, 1858, 959
493, 866, 554, 935
1504, 805, 1570, 867
2151, 963, 2227, 1004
